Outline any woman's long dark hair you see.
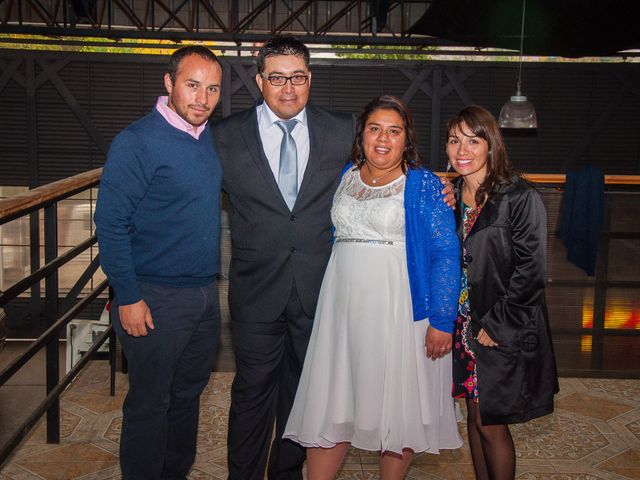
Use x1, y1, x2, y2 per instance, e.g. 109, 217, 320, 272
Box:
447, 105, 516, 206
352, 95, 421, 173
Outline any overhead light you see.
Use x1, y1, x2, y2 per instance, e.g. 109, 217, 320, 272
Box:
498, 0, 537, 129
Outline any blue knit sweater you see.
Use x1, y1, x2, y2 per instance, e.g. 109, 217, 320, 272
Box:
94, 108, 222, 306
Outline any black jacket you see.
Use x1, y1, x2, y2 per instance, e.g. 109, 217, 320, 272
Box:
454, 176, 559, 425
211, 104, 355, 323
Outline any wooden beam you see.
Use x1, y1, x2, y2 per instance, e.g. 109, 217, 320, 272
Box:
399, 67, 432, 98
38, 58, 110, 154
444, 67, 473, 105
0, 58, 22, 91
232, 63, 261, 101
436, 172, 640, 185
400, 67, 431, 104
0, 168, 102, 225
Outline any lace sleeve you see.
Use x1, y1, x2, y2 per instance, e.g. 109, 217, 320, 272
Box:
405, 169, 460, 331
424, 173, 460, 332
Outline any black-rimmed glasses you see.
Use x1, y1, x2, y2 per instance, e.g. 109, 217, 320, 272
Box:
261, 74, 309, 86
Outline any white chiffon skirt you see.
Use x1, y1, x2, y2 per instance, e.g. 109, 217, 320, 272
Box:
284, 241, 462, 454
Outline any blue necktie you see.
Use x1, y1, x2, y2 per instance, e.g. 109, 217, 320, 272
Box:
276, 120, 298, 211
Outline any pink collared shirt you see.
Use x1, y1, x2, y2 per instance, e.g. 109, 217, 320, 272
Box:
155, 96, 207, 139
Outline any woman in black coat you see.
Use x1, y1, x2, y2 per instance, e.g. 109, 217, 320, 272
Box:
447, 106, 558, 480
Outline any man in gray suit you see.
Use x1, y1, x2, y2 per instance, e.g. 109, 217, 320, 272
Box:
212, 35, 353, 480
212, 35, 453, 480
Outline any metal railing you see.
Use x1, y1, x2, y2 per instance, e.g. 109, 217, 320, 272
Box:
0, 167, 115, 466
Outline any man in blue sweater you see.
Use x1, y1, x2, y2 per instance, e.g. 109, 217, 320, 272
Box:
94, 46, 223, 479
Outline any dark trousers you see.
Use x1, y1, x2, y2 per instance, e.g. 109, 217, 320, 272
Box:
112, 281, 221, 480
227, 286, 314, 480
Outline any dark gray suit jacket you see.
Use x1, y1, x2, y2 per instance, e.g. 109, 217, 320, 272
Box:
211, 103, 355, 323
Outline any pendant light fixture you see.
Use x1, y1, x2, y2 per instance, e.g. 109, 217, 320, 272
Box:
498, 0, 537, 129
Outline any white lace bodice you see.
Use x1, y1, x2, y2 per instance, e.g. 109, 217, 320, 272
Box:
331, 167, 406, 243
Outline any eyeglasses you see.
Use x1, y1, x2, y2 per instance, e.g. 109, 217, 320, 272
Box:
261, 74, 309, 86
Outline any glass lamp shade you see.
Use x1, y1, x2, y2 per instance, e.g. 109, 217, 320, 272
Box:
498, 94, 537, 128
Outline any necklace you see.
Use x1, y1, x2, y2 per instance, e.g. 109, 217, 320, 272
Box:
371, 169, 396, 184
368, 165, 401, 185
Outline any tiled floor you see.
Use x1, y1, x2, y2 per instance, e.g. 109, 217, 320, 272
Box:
1, 361, 640, 479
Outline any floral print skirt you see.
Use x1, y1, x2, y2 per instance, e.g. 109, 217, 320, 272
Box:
452, 267, 478, 400
452, 202, 483, 400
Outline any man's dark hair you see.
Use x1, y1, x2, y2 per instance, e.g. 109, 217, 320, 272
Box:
256, 35, 310, 74
168, 46, 220, 84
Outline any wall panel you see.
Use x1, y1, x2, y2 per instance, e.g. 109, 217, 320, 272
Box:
0, 51, 639, 186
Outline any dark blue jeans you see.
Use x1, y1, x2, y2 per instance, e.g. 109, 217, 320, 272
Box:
112, 281, 221, 480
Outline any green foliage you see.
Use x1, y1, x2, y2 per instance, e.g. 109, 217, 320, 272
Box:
0, 34, 210, 56
333, 44, 436, 61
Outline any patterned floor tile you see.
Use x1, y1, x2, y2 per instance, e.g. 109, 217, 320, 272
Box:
75, 465, 121, 480
186, 468, 218, 479
201, 373, 234, 397
70, 363, 112, 389
408, 463, 476, 479
0, 464, 44, 480
595, 448, 640, 478
577, 379, 640, 402
59, 408, 83, 439
337, 470, 375, 480
555, 393, 634, 421
196, 404, 228, 454
102, 416, 122, 445
14, 407, 83, 445
64, 391, 127, 415
517, 474, 608, 480
512, 413, 610, 460
412, 445, 471, 465
625, 418, 640, 443
1, 364, 639, 480
15, 443, 118, 480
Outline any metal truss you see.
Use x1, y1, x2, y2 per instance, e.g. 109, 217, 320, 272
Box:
0, 0, 442, 46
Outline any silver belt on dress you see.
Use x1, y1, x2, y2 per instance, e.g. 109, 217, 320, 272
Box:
335, 238, 395, 246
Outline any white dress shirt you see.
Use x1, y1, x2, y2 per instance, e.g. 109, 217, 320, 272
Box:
256, 102, 310, 190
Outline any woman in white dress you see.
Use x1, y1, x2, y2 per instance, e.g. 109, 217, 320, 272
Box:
284, 95, 462, 478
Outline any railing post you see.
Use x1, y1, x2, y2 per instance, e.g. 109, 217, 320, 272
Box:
28, 212, 42, 323
44, 203, 60, 444
591, 198, 612, 371
26, 57, 43, 329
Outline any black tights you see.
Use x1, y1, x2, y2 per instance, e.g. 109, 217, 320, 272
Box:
465, 399, 515, 480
